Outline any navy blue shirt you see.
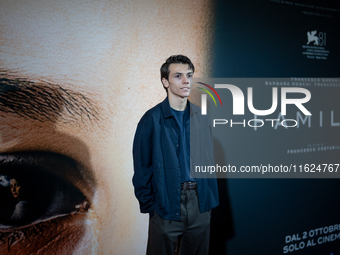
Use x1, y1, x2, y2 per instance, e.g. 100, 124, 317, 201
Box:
171, 106, 195, 183
133, 97, 219, 221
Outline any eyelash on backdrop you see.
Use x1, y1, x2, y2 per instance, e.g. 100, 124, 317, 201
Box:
0, 151, 95, 247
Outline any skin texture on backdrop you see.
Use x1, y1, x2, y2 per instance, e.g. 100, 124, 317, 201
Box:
0, 0, 215, 254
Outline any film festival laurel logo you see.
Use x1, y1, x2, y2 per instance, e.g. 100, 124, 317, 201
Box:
303, 30, 329, 60
196, 81, 312, 129
307, 30, 321, 46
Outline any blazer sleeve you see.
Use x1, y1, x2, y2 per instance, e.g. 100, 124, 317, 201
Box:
132, 119, 155, 214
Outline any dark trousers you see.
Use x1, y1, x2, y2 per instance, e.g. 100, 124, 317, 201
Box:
147, 189, 211, 255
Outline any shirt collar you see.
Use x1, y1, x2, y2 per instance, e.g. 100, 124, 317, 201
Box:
161, 96, 192, 119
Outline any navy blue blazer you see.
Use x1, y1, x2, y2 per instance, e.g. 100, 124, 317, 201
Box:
132, 97, 219, 221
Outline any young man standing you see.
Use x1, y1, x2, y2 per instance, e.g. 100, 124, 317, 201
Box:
133, 55, 219, 255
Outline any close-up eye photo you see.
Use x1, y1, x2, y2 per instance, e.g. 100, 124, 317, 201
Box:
0, 152, 95, 254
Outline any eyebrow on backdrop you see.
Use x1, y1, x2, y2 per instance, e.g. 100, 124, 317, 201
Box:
0, 70, 100, 124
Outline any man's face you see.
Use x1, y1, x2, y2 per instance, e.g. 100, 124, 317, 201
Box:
0, 0, 214, 254
163, 63, 194, 99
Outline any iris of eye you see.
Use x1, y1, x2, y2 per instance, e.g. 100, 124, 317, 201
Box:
0, 152, 91, 227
